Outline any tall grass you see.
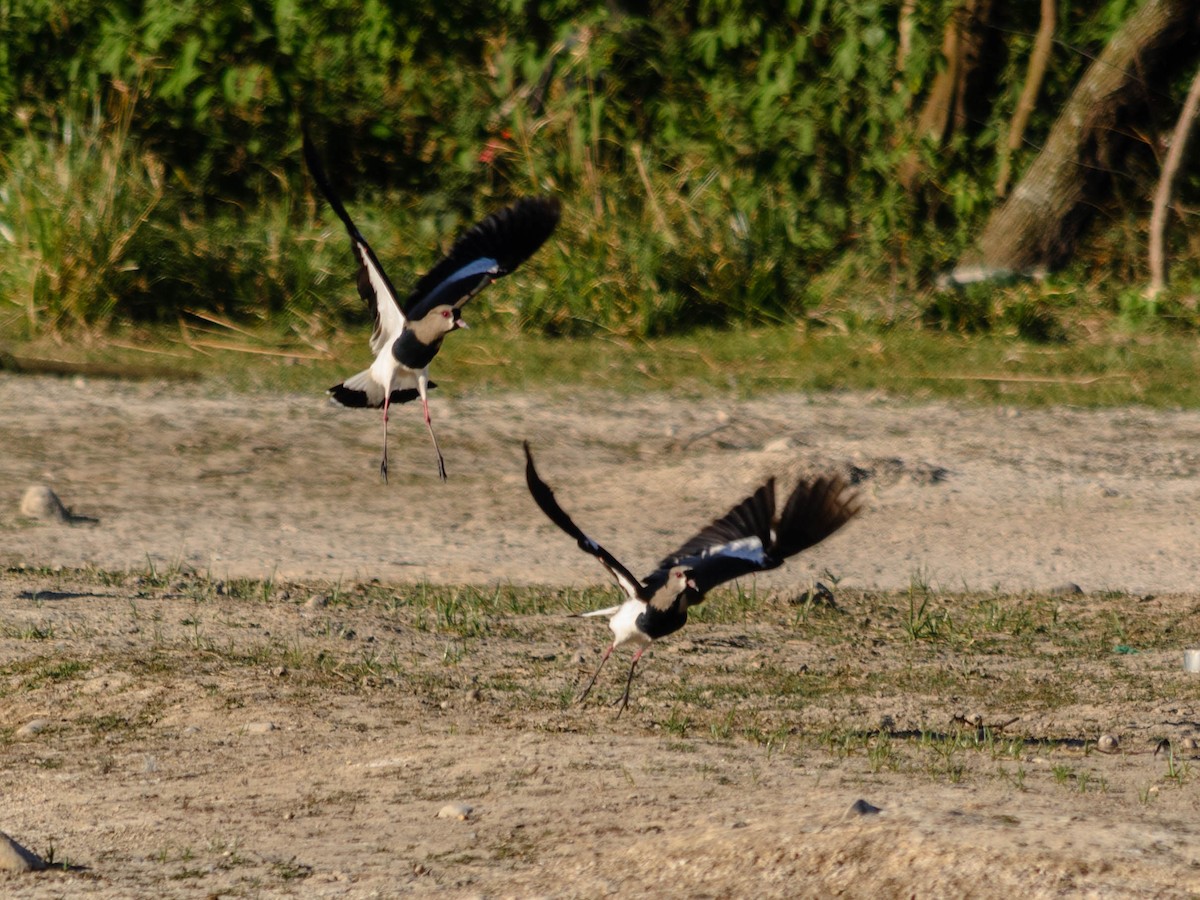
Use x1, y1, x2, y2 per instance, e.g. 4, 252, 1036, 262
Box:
0, 95, 164, 333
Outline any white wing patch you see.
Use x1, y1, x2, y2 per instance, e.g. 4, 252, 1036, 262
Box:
359, 239, 407, 356
702, 536, 767, 564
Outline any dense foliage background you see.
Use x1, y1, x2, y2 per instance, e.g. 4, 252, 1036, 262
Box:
1, 0, 1198, 338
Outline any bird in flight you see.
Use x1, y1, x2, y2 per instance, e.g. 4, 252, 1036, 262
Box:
524, 441, 861, 713
303, 130, 560, 482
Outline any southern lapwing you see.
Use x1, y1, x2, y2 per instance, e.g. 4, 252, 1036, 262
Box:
524, 442, 861, 714
303, 131, 560, 482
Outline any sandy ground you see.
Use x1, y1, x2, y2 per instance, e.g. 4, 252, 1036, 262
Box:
2, 374, 1200, 897
3, 375, 1200, 593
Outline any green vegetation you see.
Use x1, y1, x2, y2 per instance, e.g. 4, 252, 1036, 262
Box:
9, 317, 1200, 408
2, 2, 1199, 345
3, 564, 1199, 806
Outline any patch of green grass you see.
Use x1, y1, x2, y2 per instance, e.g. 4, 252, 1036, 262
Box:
9, 321, 1200, 409
14, 658, 90, 689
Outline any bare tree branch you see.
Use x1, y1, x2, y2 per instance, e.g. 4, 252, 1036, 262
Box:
954, 0, 1200, 280
995, 0, 1056, 199
1147, 62, 1200, 299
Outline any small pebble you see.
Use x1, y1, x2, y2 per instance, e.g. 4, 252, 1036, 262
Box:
1048, 583, 1084, 597
305, 595, 329, 609
0, 832, 46, 872
437, 802, 473, 821
762, 437, 794, 453
244, 722, 277, 734
15, 719, 50, 739
464, 688, 482, 703
19, 485, 69, 522
1180, 737, 1198, 751
1097, 733, 1119, 753
846, 799, 883, 817
272, 666, 287, 678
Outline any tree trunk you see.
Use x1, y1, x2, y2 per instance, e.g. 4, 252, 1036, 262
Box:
899, 0, 998, 192
954, 0, 1200, 280
994, 0, 1056, 199
1147, 62, 1200, 298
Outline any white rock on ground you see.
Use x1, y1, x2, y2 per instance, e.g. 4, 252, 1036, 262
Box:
19, 485, 69, 522
14, 719, 50, 739
0, 832, 46, 872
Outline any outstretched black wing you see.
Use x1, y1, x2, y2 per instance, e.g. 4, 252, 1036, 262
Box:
523, 442, 647, 602
644, 480, 778, 598
645, 473, 861, 597
303, 127, 407, 355
771, 473, 861, 559
404, 197, 561, 320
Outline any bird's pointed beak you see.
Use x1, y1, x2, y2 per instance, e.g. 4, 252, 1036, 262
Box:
686, 577, 698, 591
455, 318, 469, 330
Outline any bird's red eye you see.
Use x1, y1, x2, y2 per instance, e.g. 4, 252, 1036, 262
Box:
442, 310, 451, 318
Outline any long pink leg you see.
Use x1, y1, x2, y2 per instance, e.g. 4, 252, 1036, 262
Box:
576, 644, 613, 704
418, 374, 447, 482
380, 394, 391, 483
615, 645, 649, 717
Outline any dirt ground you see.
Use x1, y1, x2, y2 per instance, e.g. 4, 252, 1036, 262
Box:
3, 373, 1200, 897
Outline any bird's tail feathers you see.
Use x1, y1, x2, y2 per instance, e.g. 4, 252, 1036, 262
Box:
328, 369, 383, 408
328, 370, 433, 409
773, 473, 861, 559
572, 605, 622, 619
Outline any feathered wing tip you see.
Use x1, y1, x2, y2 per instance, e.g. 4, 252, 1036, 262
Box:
771, 473, 861, 560
523, 441, 647, 602
303, 126, 406, 340
301, 125, 360, 240
404, 196, 561, 313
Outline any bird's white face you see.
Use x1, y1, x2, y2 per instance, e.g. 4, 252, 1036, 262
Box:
430, 305, 465, 336
669, 566, 697, 595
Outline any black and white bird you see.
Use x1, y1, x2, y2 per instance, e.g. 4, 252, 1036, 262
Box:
303, 131, 560, 482
524, 441, 861, 713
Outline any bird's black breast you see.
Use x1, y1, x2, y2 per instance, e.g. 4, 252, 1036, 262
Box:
637, 603, 689, 641
392, 329, 443, 370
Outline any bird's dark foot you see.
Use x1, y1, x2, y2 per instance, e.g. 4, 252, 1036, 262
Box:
380, 458, 389, 483
613, 692, 631, 718
435, 453, 447, 482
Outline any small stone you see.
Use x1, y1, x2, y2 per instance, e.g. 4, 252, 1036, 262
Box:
1048, 583, 1084, 596
305, 595, 328, 609
1097, 733, 1119, 753
15, 719, 50, 739
1180, 737, 1198, 751
0, 832, 46, 872
272, 666, 287, 678
528, 650, 556, 661
847, 799, 883, 817
19, 485, 69, 522
244, 722, 277, 734
437, 802, 473, 821
763, 437, 794, 453
464, 688, 482, 703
